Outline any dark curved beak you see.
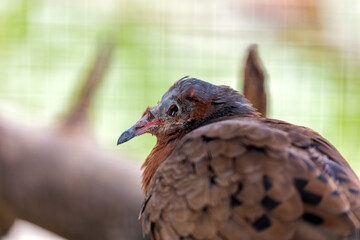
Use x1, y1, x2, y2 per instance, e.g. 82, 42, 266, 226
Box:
117, 108, 162, 145
117, 125, 137, 145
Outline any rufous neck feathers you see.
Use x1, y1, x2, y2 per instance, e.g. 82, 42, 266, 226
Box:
141, 137, 178, 193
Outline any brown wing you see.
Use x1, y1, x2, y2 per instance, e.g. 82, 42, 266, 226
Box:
141, 119, 360, 240
263, 118, 360, 221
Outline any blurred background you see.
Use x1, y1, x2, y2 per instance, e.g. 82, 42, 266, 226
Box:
0, 0, 359, 238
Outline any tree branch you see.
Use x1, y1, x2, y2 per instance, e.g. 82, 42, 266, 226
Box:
0, 44, 148, 240
61, 43, 114, 134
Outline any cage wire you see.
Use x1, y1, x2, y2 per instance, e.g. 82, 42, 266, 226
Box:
0, 0, 359, 165
0, 0, 359, 238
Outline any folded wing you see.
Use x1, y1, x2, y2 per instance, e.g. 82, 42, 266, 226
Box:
141, 119, 360, 240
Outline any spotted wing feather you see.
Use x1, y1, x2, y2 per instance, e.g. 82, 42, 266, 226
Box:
141, 119, 360, 240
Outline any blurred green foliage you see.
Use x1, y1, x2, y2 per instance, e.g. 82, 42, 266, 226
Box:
0, 0, 359, 173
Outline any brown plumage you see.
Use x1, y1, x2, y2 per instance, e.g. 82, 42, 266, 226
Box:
117, 77, 360, 240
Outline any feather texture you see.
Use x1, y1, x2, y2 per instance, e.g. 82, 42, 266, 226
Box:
141, 119, 360, 240
117, 77, 360, 240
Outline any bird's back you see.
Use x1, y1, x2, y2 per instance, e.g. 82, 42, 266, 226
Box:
141, 118, 360, 240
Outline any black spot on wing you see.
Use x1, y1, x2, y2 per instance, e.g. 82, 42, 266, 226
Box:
261, 196, 280, 211
252, 215, 271, 231
263, 175, 272, 191
230, 195, 242, 208
247, 146, 266, 153
298, 189, 322, 205
202, 136, 213, 142
209, 176, 216, 186
234, 182, 243, 195
303, 213, 324, 225
150, 222, 156, 239
294, 178, 322, 205
294, 178, 308, 190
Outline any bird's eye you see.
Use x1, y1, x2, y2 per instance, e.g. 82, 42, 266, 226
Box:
167, 104, 178, 117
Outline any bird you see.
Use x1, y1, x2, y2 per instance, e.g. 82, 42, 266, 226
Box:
117, 77, 360, 240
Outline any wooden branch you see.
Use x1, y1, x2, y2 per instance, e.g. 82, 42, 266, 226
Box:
243, 45, 267, 117
61, 43, 114, 135
0, 119, 146, 240
0, 44, 149, 240
0, 199, 15, 236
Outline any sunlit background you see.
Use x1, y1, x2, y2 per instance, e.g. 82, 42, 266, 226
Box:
0, 0, 359, 238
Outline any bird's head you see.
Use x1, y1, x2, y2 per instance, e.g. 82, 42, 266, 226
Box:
117, 77, 258, 146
